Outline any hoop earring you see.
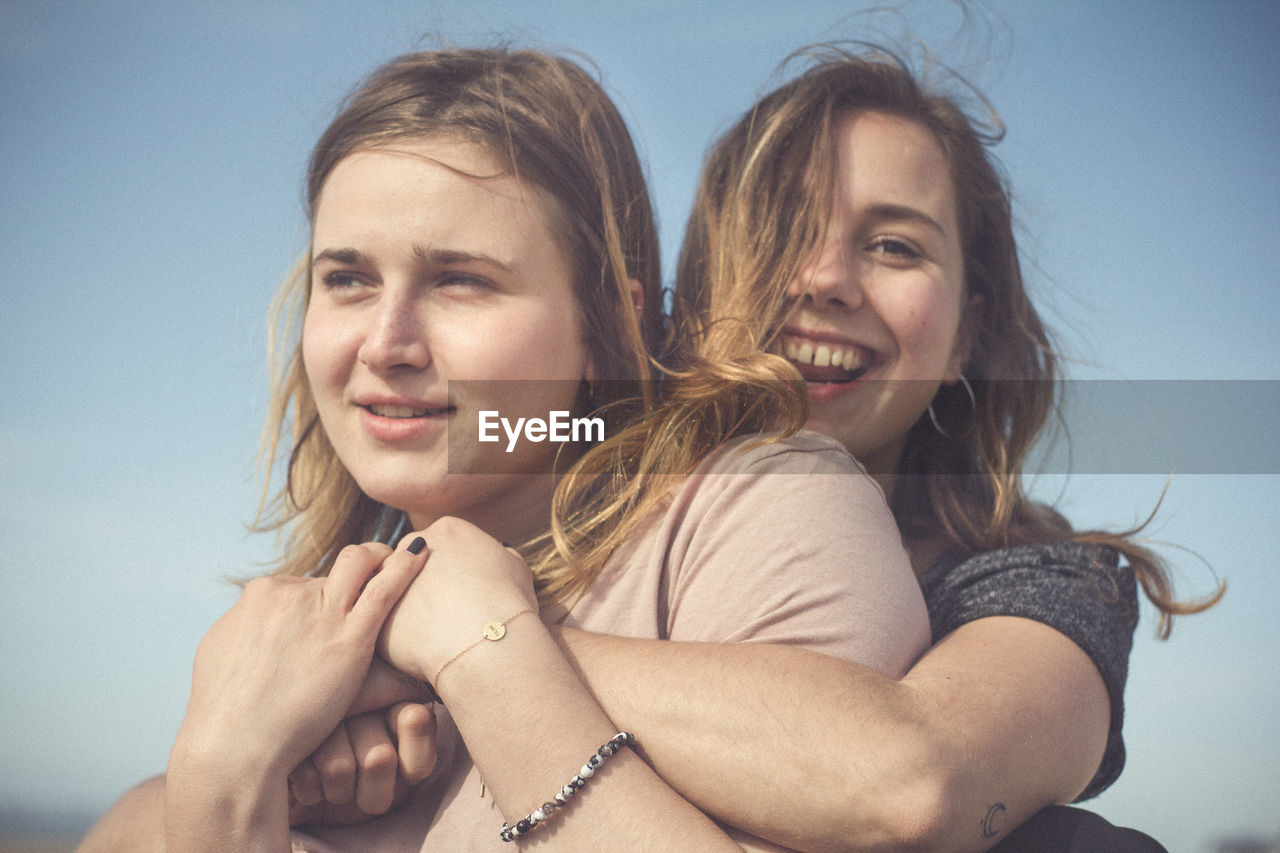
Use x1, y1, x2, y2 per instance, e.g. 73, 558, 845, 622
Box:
926, 375, 976, 441
959, 374, 976, 410
926, 402, 951, 440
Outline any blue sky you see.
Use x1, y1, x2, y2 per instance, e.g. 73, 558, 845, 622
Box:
2, 1, 1277, 849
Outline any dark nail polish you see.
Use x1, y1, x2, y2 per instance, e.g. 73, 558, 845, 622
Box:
407, 536, 427, 555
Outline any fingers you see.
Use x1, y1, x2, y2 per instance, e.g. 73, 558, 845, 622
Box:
325, 542, 394, 612
290, 707, 423, 823
349, 537, 429, 627
387, 701, 438, 783
289, 757, 324, 807
346, 712, 400, 815
311, 725, 358, 806
348, 656, 433, 717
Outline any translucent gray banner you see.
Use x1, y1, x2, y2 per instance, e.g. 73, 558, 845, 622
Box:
441, 379, 1280, 475
1032, 380, 1280, 475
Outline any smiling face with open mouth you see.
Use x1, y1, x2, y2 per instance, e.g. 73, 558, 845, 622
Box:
784, 110, 971, 477
301, 138, 592, 541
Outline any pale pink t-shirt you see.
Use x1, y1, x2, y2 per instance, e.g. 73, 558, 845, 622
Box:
292, 430, 928, 852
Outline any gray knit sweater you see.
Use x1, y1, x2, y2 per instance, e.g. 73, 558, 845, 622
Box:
918, 542, 1138, 800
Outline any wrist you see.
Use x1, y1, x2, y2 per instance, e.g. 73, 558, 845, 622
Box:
167, 734, 289, 851
382, 592, 536, 684
428, 608, 548, 701
432, 608, 536, 685
169, 722, 291, 801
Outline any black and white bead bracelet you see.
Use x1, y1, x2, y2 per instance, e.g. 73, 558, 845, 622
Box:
499, 731, 636, 843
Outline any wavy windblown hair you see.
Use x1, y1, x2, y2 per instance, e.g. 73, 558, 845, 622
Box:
675, 45, 1220, 636
256, 48, 660, 583
255, 47, 806, 607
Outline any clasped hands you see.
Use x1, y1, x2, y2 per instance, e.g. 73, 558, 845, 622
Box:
174, 517, 535, 829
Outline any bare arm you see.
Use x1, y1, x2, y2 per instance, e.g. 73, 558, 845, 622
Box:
78, 776, 166, 853
374, 517, 745, 852
77, 682, 438, 849
554, 615, 1109, 853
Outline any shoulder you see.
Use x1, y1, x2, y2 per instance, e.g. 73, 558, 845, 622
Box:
698, 429, 869, 474
919, 542, 1136, 630
671, 429, 892, 528
647, 429, 926, 673
920, 541, 1139, 800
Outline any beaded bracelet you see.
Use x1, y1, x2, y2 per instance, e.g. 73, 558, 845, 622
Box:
499, 731, 636, 843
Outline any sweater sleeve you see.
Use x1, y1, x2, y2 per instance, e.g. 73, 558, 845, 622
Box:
918, 542, 1138, 799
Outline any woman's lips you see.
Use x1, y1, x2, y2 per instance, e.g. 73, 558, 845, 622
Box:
358, 401, 453, 442
364, 403, 449, 418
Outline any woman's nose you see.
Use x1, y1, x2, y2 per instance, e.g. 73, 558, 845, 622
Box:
357, 292, 431, 372
787, 238, 864, 310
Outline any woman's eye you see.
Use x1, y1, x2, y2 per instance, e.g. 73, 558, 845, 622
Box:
868, 237, 922, 260
320, 270, 364, 289
439, 272, 493, 290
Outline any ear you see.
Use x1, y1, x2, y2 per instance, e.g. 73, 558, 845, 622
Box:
585, 278, 646, 386
943, 293, 982, 384
628, 277, 644, 314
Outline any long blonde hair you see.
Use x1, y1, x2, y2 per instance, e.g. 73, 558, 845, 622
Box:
255, 47, 806, 609
256, 48, 657, 579
675, 45, 1221, 636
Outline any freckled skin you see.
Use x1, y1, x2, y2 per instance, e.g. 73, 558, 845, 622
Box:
786, 111, 971, 476
303, 140, 593, 540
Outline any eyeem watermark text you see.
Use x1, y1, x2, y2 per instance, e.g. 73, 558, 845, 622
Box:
478, 410, 605, 452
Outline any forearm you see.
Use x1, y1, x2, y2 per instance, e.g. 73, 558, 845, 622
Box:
165, 732, 292, 853
554, 621, 1109, 853
554, 629, 932, 852
79, 776, 166, 853
426, 617, 744, 851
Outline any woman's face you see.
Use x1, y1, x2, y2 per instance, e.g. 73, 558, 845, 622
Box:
303, 139, 592, 541
782, 110, 970, 477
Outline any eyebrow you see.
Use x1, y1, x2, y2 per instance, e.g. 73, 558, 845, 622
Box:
310, 245, 512, 273
312, 247, 369, 265
865, 203, 949, 238
412, 244, 511, 272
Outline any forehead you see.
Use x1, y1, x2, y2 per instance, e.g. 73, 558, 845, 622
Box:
312, 140, 565, 265
832, 111, 957, 227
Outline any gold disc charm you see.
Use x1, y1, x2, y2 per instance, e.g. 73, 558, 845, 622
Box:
433, 609, 535, 687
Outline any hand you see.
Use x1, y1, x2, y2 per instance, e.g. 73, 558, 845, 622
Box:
288, 701, 438, 827
284, 559, 438, 829
377, 517, 537, 685
173, 541, 429, 782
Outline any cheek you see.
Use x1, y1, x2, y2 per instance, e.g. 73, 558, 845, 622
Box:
300, 313, 321, 382
894, 291, 965, 365
300, 308, 348, 393
488, 304, 590, 379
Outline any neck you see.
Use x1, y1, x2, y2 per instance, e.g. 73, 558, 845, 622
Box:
407, 471, 558, 546
862, 444, 906, 503
901, 529, 952, 577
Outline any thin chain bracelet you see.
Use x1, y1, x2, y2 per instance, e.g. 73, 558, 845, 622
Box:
499, 731, 636, 843
432, 609, 536, 688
